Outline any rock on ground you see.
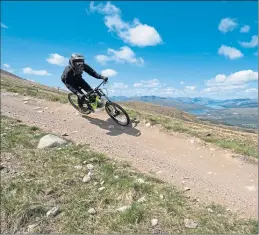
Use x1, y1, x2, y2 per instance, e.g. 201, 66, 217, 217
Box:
207, 208, 214, 213
184, 186, 190, 191
82, 175, 91, 183
116, 206, 130, 212
136, 178, 145, 184
87, 164, 94, 170
184, 219, 198, 229
37, 134, 67, 149
46, 206, 60, 217
145, 122, 151, 127
151, 218, 158, 227
137, 196, 146, 203
88, 208, 96, 214
27, 224, 38, 233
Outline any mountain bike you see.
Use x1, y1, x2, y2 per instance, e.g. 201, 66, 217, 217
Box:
68, 80, 130, 126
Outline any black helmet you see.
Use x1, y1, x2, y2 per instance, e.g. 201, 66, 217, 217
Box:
69, 53, 85, 74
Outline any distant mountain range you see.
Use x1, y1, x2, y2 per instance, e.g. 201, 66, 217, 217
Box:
1, 69, 257, 110
111, 96, 258, 110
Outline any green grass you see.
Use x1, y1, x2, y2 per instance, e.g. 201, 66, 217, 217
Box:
1, 75, 68, 104
1, 115, 258, 234
125, 108, 258, 158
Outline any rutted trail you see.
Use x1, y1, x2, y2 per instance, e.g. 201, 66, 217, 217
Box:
1, 92, 258, 219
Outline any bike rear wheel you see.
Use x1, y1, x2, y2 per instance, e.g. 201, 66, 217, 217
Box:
68, 93, 91, 115
105, 102, 130, 126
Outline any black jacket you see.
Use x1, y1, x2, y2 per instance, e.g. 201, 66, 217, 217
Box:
61, 63, 101, 83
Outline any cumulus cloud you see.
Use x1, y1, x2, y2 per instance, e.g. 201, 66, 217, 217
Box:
101, 69, 117, 77
200, 70, 258, 97
245, 88, 258, 93
206, 70, 258, 87
218, 45, 243, 60
1, 22, 8, 29
89, 1, 162, 47
185, 86, 196, 91
111, 82, 128, 89
22, 67, 51, 76
3, 64, 10, 68
218, 18, 238, 33
46, 53, 68, 66
133, 78, 161, 88
240, 25, 250, 33
95, 46, 144, 65
239, 35, 258, 48
90, 1, 120, 15
203, 84, 247, 93
2, 63, 14, 73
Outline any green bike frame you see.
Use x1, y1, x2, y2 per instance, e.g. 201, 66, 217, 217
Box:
90, 96, 101, 110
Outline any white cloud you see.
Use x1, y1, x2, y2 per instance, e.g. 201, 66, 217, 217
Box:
239, 35, 258, 48
203, 84, 247, 93
111, 82, 128, 89
22, 67, 51, 76
89, 1, 162, 47
202, 70, 258, 97
180, 81, 184, 85
3, 64, 10, 68
133, 78, 161, 88
206, 70, 258, 87
1, 22, 8, 29
240, 25, 250, 33
46, 53, 68, 66
185, 86, 196, 91
101, 69, 117, 77
245, 88, 258, 93
2, 64, 14, 73
218, 45, 243, 60
95, 46, 144, 65
218, 18, 238, 33
90, 1, 120, 15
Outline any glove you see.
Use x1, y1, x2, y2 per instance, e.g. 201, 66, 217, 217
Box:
99, 75, 108, 82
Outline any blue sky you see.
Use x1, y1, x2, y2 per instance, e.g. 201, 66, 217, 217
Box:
1, 1, 258, 99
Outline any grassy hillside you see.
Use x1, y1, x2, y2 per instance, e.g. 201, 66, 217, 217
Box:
1, 115, 257, 233
121, 101, 197, 122
1, 70, 68, 103
1, 70, 258, 158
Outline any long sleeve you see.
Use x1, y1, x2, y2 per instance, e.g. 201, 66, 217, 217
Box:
83, 63, 101, 79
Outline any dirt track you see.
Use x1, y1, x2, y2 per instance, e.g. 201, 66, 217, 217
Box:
1, 92, 258, 219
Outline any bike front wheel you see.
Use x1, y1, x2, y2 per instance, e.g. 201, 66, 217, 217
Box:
105, 102, 130, 126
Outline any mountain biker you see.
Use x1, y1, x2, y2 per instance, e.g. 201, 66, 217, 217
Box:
61, 53, 108, 111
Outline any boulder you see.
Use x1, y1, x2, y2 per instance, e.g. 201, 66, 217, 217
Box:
37, 134, 67, 149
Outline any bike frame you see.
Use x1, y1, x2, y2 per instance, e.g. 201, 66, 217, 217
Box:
83, 81, 110, 110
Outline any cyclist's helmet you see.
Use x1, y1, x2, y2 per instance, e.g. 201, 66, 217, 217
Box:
69, 53, 85, 74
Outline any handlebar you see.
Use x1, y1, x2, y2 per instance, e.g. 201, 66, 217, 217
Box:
95, 80, 108, 90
